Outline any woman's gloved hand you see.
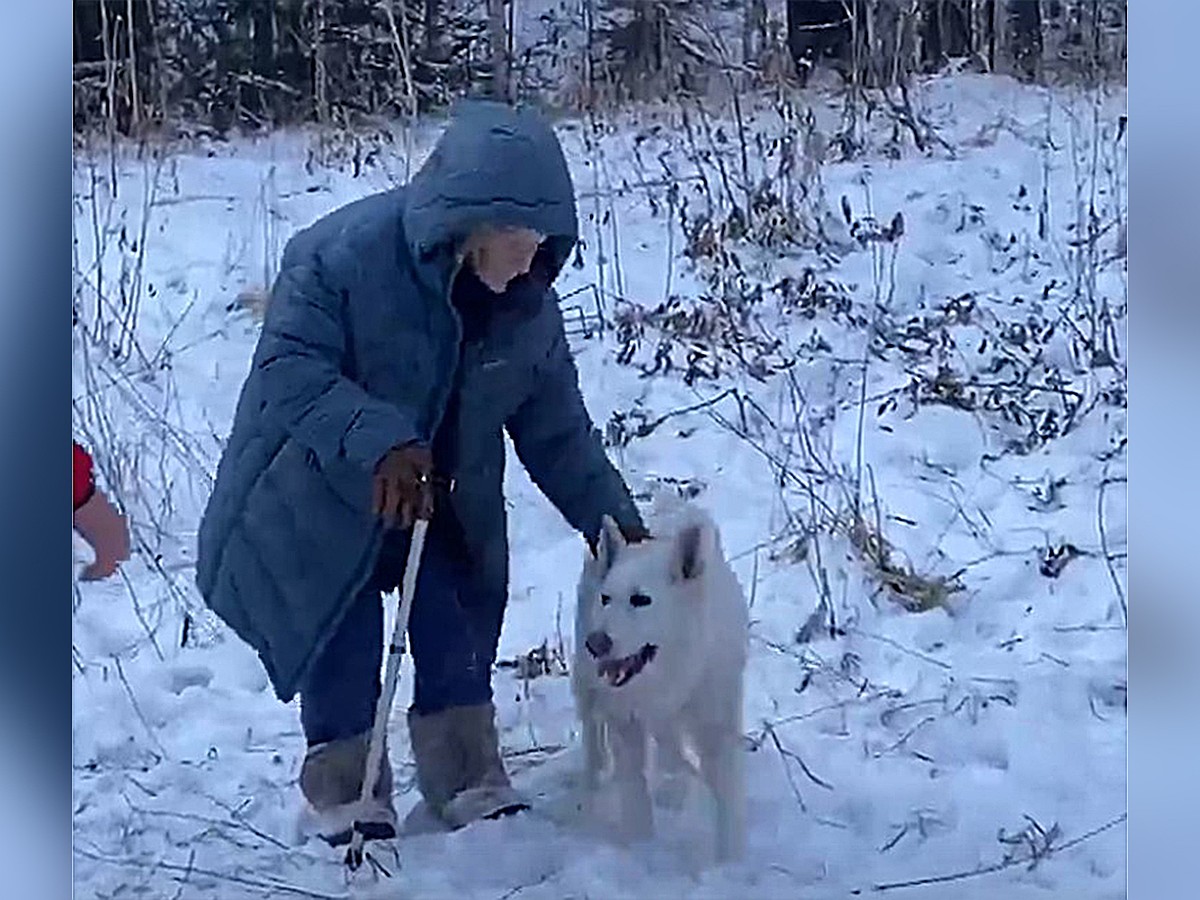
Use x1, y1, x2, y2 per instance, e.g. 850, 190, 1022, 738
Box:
586, 520, 651, 556
373, 444, 435, 530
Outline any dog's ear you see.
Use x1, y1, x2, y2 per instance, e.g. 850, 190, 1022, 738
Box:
671, 518, 713, 582
595, 515, 626, 574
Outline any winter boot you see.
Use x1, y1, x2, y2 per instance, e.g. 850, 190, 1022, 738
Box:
441, 702, 529, 828
402, 706, 463, 834
299, 733, 397, 846
404, 703, 528, 833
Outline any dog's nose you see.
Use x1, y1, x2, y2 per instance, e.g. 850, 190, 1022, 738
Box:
585, 630, 613, 659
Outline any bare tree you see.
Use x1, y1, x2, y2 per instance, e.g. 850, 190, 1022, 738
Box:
68, 0, 1126, 137
488, 0, 512, 100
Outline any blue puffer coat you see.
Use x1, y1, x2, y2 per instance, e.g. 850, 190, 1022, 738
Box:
196, 101, 644, 702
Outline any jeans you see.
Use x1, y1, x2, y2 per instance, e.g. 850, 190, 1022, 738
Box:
299, 517, 506, 747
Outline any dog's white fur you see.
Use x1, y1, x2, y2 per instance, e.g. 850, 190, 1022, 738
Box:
572, 503, 749, 862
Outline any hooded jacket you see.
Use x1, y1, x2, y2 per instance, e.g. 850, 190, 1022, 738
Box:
195, 101, 643, 702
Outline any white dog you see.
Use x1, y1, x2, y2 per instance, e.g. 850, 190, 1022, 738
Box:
572, 503, 749, 862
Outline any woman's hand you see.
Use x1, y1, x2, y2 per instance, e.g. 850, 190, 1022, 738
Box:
373, 444, 435, 529
74, 490, 132, 581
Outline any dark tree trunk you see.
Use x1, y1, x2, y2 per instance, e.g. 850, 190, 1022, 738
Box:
249, 1, 275, 120
1008, 0, 1042, 81
425, 0, 442, 57
919, 1, 974, 69
487, 0, 511, 101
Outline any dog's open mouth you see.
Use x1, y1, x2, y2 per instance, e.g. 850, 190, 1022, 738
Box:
596, 644, 658, 687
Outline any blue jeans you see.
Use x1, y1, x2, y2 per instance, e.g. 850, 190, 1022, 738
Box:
299, 519, 505, 747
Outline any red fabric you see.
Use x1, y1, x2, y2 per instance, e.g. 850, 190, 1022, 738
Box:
73, 441, 95, 511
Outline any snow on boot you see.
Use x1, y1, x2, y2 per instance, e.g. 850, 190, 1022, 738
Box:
300, 733, 397, 847
440, 702, 529, 829
400, 798, 456, 836
406, 703, 528, 833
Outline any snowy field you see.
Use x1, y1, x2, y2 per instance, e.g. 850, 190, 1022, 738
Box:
71, 74, 1127, 898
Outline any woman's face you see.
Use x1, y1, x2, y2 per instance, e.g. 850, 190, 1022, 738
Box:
462, 226, 544, 293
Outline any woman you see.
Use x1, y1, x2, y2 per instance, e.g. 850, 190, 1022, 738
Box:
196, 101, 647, 845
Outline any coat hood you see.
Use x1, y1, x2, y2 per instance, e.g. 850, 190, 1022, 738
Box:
402, 100, 578, 285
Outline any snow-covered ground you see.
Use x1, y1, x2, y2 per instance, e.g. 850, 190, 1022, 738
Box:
72, 74, 1127, 898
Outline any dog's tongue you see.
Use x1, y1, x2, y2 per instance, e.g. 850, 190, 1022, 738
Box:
598, 658, 627, 685
598, 649, 651, 686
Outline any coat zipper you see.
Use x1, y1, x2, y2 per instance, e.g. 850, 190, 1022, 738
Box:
426, 256, 465, 444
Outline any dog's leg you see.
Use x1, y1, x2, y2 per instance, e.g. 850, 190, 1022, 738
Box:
580, 697, 605, 791
573, 604, 603, 792
609, 716, 653, 843
693, 719, 746, 863
651, 725, 696, 811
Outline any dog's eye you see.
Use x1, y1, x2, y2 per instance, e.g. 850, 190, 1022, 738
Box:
600, 593, 612, 606
629, 593, 652, 608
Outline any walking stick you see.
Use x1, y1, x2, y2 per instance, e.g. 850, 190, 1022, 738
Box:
345, 515, 430, 871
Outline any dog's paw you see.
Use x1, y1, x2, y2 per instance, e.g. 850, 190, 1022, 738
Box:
653, 773, 691, 811
616, 816, 654, 845
609, 778, 654, 844
563, 765, 603, 795
715, 833, 747, 865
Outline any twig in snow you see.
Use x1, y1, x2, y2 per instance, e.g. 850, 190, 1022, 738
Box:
495, 865, 562, 900
728, 532, 791, 564
700, 397, 840, 523
805, 477, 836, 633
118, 566, 165, 661
878, 82, 956, 158
1037, 652, 1070, 669
1053, 623, 1124, 634
127, 803, 293, 853
85, 361, 216, 486
1097, 465, 1127, 627
879, 824, 909, 853
846, 628, 951, 671
852, 812, 1127, 894
875, 716, 936, 758
749, 546, 761, 611
762, 722, 807, 812
554, 590, 568, 673
762, 721, 835, 813
148, 290, 201, 372
113, 655, 167, 759
167, 848, 196, 900
74, 844, 348, 899
639, 388, 740, 440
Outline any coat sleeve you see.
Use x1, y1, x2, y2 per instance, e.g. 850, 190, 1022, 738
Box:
73, 441, 95, 511
505, 301, 644, 545
254, 251, 420, 471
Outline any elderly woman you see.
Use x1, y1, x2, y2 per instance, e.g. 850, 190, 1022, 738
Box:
196, 101, 647, 845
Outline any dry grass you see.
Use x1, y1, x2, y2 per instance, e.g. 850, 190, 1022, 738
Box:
844, 510, 964, 614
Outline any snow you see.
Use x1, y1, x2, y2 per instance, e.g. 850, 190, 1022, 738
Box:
72, 73, 1126, 898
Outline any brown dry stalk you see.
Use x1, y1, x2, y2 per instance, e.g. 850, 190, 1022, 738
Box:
844, 508, 963, 614
74, 844, 348, 899
854, 811, 1127, 894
